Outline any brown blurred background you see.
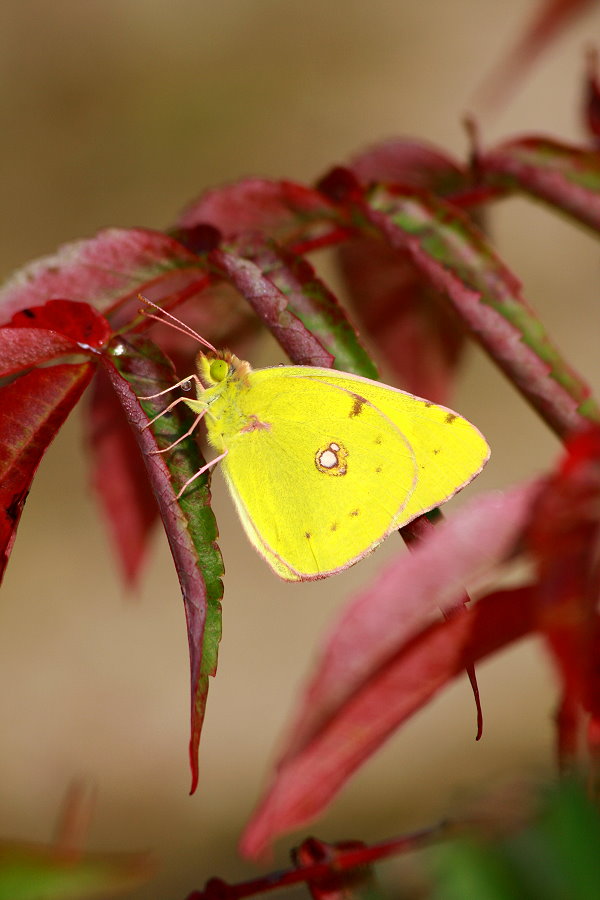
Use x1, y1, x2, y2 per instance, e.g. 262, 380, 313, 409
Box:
1, 1, 600, 897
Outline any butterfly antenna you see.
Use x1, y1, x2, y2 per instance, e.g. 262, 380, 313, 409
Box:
138, 294, 217, 353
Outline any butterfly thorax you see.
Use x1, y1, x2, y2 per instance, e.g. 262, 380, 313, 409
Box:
192, 350, 255, 452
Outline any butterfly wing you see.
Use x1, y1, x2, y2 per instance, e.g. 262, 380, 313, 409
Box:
217, 368, 489, 581
286, 366, 491, 520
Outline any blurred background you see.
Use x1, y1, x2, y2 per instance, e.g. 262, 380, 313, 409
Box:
1, 1, 600, 897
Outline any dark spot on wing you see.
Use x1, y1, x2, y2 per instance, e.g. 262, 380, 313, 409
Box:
445, 413, 457, 424
374, 435, 382, 445
433, 448, 440, 455
304, 531, 311, 539
330, 522, 339, 532
424, 400, 433, 408
350, 509, 359, 517
375, 466, 382, 473
349, 393, 367, 417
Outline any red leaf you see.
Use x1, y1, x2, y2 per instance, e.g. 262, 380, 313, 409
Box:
480, 137, 600, 236
240, 585, 535, 859
337, 237, 465, 403
526, 427, 600, 730
0, 228, 207, 324
0, 329, 78, 377
349, 138, 467, 195
280, 482, 541, 764
177, 178, 341, 252
0, 363, 94, 582
0, 300, 111, 376
7, 299, 112, 346
85, 370, 158, 587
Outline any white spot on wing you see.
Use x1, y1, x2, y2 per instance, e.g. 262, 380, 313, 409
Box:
320, 449, 337, 468
314, 440, 349, 476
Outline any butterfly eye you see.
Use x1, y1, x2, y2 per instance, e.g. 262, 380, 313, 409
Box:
210, 359, 229, 383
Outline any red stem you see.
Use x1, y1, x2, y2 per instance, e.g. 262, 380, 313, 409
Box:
184, 822, 454, 900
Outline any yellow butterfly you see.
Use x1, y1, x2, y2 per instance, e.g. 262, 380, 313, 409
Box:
140, 300, 490, 582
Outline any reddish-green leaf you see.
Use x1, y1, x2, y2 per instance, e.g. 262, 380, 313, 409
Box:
336, 144, 476, 401
208, 248, 333, 367
0, 228, 208, 324
101, 337, 223, 792
350, 181, 600, 438
0, 363, 94, 583
177, 178, 342, 253
230, 236, 377, 377
480, 137, 600, 235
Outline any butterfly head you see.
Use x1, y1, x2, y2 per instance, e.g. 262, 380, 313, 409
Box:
196, 350, 251, 389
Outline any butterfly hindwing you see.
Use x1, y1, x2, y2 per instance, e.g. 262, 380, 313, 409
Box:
287, 367, 491, 523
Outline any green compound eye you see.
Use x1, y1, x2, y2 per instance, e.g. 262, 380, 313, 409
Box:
210, 358, 229, 383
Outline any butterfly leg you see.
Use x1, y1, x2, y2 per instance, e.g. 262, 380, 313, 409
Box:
175, 450, 228, 499
141, 394, 198, 429
148, 409, 207, 455
138, 373, 202, 400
